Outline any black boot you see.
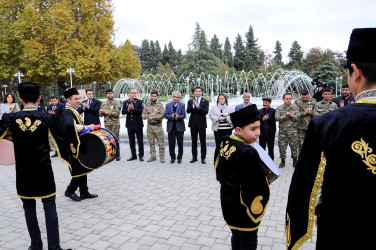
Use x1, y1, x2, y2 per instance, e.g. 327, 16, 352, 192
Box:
279, 159, 285, 168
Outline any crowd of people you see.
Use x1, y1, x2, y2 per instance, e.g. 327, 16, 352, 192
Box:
0, 27, 375, 250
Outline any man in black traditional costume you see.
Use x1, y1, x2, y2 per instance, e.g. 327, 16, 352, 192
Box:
56, 88, 98, 201
285, 28, 376, 249
0, 83, 69, 250
215, 104, 270, 250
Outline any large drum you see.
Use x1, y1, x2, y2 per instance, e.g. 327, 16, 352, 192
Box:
78, 128, 119, 169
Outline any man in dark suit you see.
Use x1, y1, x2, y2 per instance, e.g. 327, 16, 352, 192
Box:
187, 86, 209, 164
47, 96, 65, 115
164, 91, 186, 164
259, 97, 276, 160
122, 88, 144, 161
77, 89, 101, 125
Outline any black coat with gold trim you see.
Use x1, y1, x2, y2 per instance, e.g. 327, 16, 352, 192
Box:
285, 101, 376, 250
54, 105, 93, 177
215, 135, 270, 231
0, 110, 57, 199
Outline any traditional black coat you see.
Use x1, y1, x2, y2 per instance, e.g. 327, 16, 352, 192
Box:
285, 92, 376, 249
54, 104, 93, 177
215, 135, 270, 231
0, 108, 58, 198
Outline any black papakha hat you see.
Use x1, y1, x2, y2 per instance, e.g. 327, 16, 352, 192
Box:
347, 28, 376, 63
230, 104, 260, 128
63, 88, 79, 99
18, 82, 40, 99
262, 97, 272, 103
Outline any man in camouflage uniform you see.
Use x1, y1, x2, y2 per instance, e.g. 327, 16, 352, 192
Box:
294, 89, 316, 151
313, 87, 337, 117
275, 93, 300, 168
143, 91, 165, 163
100, 89, 122, 161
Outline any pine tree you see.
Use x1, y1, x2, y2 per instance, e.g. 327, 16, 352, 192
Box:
210, 34, 223, 59
244, 25, 261, 72
273, 40, 283, 66
189, 22, 201, 52
139, 39, 152, 72
154, 40, 163, 66
162, 44, 170, 65
223, 37, 234, 68
287, 41, 303, 69
167, 41, 178, 72
233, 34, 245, 71
149, 40, 156, 73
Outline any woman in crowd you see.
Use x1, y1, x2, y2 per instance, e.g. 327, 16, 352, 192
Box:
210, 93, 234, 161
0, 93, 20, 119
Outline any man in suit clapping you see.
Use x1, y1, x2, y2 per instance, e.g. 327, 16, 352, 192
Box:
77, 89, 101, 125
164, 91, 186, 164
187, 86, 209, 164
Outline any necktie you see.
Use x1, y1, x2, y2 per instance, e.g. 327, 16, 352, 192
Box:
89, 100, 91, 106
52, 106, 56, 111
196, 98, 199, 104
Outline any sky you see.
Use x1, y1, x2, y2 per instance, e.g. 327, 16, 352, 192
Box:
111, 0, 375, 62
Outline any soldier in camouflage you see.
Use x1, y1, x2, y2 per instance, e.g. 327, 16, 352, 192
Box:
294, 89, 316, 152
100, 89, 122, 161
143, 91, 165, 163
275, 93, 300, 168
313, 87, 337, 118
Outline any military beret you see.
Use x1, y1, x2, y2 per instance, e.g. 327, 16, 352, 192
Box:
347, 28, 376, 63
230, 104, 260, 128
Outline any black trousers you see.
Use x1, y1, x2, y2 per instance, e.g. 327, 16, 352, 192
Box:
259, 129, 275, 160
190, 127, 206, 160
231, 229, 258, 250
66, 175, 89, 194
168, 129, 184, 160
21, 196, 61, 250
127, 127, 144, 157
214, 129, 233, 161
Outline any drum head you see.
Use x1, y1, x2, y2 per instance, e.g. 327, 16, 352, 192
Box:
78, 133, 106, 169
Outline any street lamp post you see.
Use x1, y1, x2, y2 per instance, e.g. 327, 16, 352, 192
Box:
2, 84, 8, 94
14, 71, 24, 84
339, 76, 343, 96
66, 68, 75, 88
92, 81, 97, 97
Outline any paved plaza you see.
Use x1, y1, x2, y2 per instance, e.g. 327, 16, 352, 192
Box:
0, 140, 317, 250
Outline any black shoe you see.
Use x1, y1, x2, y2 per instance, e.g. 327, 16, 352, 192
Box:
170, 158, 175, 164
190, 159, 197, 163
65, 191, 81, 201
139, 156, 144, 162
51, 151, 58, 157
178, 159, 182, 164
80, 192, 98, 200
279, 159, 286, 168
127, 156, 137, 161
201, 159, 206, 164
116, 155, 121, 161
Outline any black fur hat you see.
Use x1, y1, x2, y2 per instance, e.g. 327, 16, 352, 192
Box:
63, 88, 79, 99
18, 82, 40, 99
230, 104, 260, 128
347, 28, 376, 63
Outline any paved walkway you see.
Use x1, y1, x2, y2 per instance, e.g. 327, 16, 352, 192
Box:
0, 141, 317, 250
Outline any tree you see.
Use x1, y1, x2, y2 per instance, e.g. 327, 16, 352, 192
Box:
153, 41, 163, 68
233, 34, 246, 71
244, 25, 261, 72
273, 40, 283, 66
312, 50, 339, 89
139, 39, 152, 72
302, 47, 323, 76
189, 22, 201, 52
167, 41, 178, 72
111, 41, 141, 79
223, 37, 234, 68
156, 62, 174, 76
287, 41, 304, 69
210, 34, 223, 60
178, 30, 221, 77
8, 0, 116, 93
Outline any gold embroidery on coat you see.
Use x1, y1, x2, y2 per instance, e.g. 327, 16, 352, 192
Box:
251, 196, 263, 214
219, 141, 236, 160
286, 213, 291, 247
352, 138, 376, 174
16, 118, 41, 132
70, 143, 76, 154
